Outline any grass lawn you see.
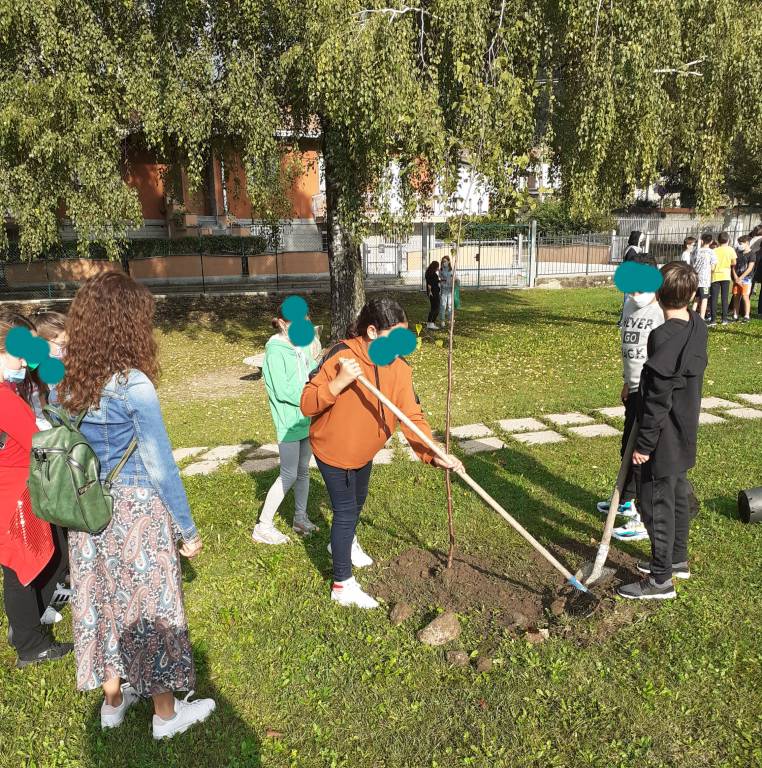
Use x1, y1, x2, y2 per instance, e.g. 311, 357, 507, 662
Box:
2, 288, 762, 768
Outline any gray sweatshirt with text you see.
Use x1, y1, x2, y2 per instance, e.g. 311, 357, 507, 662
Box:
621, 296, 665, 392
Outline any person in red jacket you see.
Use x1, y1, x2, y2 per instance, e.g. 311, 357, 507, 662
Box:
0, 312, 71, 667
301, 297, 463, 609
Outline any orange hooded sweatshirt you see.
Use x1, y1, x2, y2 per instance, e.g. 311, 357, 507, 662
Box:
300, 337, 436, 469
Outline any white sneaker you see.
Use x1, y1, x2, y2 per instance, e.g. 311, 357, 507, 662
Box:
251, 523, 291, 545
152, 692, 216, 740
596, 499, 639, 519
331, 577, 379, 609
40, 606, 63, 625
327, 536, 373, 568
426, 322, 437, 330
613, 517, 649, 541
101, 684, 140, 729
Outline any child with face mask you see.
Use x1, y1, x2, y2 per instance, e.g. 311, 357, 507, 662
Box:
252, 305, 320, 544
597, 274, 665, 542
28, 311, 68, 430
0, 311, 72, 668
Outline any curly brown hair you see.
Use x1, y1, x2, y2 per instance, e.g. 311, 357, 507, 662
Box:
58, 272, 160, 411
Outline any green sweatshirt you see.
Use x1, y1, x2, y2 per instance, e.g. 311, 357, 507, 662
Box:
262, 334, 318, 443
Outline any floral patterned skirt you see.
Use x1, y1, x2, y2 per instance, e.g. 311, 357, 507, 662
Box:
69, 486, 195, 695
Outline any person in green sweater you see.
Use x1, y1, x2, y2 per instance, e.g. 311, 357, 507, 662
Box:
252, 308, 320, 545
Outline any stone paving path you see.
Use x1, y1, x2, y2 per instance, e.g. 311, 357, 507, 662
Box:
175, 393, 762, 477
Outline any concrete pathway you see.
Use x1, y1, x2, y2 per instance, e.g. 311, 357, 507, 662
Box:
174, 393, 762, 476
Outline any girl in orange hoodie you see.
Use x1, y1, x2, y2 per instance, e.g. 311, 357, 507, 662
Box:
301, 297, 462, 608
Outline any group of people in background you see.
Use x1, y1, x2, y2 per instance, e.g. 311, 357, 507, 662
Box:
680, 224, 762, 325
424, 255, 460, 330
1, 279, 461, 740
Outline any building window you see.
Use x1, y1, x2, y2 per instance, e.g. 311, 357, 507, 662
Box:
321, 228, 329, 252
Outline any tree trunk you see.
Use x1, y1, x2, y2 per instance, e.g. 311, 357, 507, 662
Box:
322, 123, 366, 342
444, 245, 458, 568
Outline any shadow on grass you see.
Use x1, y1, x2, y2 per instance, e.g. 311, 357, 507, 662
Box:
84, 646, 261, 768
460, 445, 644, 569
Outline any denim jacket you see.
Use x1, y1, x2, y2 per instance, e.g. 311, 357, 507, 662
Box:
77, 369, 197, 541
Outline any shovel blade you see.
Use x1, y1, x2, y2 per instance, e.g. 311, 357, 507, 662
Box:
575, 561, 617, 586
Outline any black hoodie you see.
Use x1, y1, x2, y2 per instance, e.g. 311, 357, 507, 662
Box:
635, 311, 708, 478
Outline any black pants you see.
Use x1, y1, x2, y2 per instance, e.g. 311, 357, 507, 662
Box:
621, 391, 641, 503
316, 457, 373, 582
2, 525, 69, 657
637, 469, 693, 583
753, 279, 762, 314
427, 293, 440, 323
708, 280, 730, 323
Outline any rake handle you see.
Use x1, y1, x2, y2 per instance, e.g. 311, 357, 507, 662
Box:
355, 372, 581, 588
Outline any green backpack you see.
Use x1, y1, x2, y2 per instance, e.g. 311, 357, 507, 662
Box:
28, 406, 137, 534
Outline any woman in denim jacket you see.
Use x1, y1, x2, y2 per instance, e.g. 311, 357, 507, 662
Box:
58, 273, 215, 740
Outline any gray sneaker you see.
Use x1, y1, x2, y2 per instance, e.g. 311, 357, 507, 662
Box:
637, 561, 691, 580
617, 577, 676, 600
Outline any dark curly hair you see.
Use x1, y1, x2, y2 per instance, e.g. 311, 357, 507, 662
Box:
58, 272, 160, 411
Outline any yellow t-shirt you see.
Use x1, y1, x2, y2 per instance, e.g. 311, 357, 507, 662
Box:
711, 245, 736, 282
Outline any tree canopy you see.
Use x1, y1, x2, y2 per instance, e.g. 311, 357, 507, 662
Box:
2, 0, 761, 266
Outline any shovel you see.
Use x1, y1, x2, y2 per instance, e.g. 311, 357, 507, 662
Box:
576, 419, 639, 586
353, 371, 589, 593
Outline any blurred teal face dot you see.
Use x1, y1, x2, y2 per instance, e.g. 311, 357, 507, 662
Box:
615, 261, 663, 294
281, 296, 309, 322
5, 326, 64, 383
288, 318, 315, 347
369, 327, 417, 366
39, 357, 65, 385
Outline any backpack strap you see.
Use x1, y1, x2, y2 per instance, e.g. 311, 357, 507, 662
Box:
42, 404, 73, 428
104, 438, 138, 490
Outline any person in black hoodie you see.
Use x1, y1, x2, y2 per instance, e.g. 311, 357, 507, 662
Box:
618, 261, 708, 600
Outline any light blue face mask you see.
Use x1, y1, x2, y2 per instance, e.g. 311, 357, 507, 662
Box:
3, 367, 27, 384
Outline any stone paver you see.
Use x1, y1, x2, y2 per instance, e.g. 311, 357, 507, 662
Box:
701, 397, 739, 409
698, 412, 726, 425
450, 423, 493, 439
238, 457, 280, 473
182, 460, 224, 477
199, 444, 252, 462
172, 447, 208, 463
373, 448, 395, 465
511, 430, 566, 445
459, 437, 506, 455
723, 408, 762, 420
544, 412, 594, 426
568, 424, 621, 438
497, 417, 546, 433
246, 444, 279, 459
596, 406, 626, 419
402, 445, 420, 462
737, 393, 762, 406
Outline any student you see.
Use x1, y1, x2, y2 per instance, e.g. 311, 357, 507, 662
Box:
690, 234, 713, 319
58, 273, 215, 738
438, 255, 459, 328
28, 311, 68, 428
618, 262, 707, 600
425, 260, 441, 330
252, 306, 319, 544
749, 225, 762, 313
680, 236, 696, 264
623, 231, 645, 262
601, 277, 665, 542
300, 298, 463, 609
731, 236, 755, 322
0, 312, 72, 667
707, 231, 736, 325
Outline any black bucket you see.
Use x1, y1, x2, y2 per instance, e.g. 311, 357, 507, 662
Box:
738, 487, 762, 524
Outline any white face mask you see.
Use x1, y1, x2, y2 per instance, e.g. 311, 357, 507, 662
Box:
630, 292, 655, 308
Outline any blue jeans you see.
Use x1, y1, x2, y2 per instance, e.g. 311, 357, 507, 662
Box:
316, 457, 373, 581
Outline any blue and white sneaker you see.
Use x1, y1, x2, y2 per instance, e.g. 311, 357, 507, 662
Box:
596, 499, 639, 519
613, 517, 649, 541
